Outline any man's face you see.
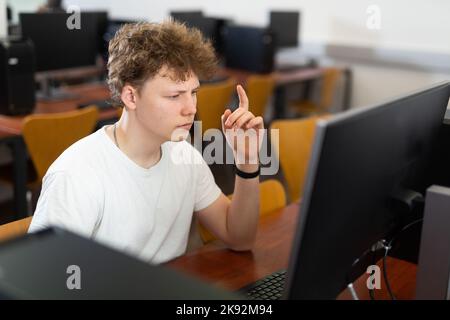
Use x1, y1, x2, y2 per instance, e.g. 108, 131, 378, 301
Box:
133, 67, 200, 142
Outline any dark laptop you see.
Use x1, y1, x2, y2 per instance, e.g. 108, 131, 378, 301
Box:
0, 227, 239, 299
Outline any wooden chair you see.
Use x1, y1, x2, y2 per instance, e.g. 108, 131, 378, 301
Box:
117, 107, 123, 118
21, 106, 98, 214
22, 106, 99, 183
246, 74, 275, 117
290, 67, 341, 116
196, 78, 236, 134
0, 216, 32, 242
270, 115, 330, 202
197, 179, 287, 244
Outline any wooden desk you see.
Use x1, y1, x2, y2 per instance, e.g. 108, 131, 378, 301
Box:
0, 83, 117, 218
221, 67, 324, 87
35, 65, 105, 83
167, 203, 417, 300
0, 83, 116, 136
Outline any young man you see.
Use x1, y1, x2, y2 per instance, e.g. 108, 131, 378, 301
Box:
28, 21, 264, 264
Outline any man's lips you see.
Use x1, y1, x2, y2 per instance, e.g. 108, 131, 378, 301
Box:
177, 123, 193, 129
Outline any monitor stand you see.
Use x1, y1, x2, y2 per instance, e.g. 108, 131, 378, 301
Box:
416, 185, 450, 299
387, 188, 425, 264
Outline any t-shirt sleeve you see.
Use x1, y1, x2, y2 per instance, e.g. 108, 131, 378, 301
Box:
28, 170, 103, 238
192, 149, 222, 212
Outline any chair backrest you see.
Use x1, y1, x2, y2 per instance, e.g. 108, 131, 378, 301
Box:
198, 179, 287, 244
270, 116, 328, 202
196, 78, 235, 134
0, 216, 32, 243
318, 67, 341, 111
22, 106, 99, 181
117, 107, 123, 118
258, 179, 287, 215
246, 74, 275, 117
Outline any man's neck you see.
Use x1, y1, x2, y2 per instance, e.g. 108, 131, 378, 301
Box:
109, 116, 163, 169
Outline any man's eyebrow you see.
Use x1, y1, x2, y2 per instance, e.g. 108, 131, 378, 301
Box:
169, 85, 200, 93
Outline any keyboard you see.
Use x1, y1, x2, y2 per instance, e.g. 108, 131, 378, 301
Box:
240, 270, 286, 300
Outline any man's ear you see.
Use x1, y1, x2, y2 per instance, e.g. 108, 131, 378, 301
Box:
121, 85, 138, 110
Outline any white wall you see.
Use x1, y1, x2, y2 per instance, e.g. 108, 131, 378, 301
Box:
7, 0, 45, 23
0, 0, 7, 37
348, 64, 450, 108
8, 0, 449, 108
65, 0, 450, 54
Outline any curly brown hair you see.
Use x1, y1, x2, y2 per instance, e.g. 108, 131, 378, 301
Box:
107, 20, 218, 107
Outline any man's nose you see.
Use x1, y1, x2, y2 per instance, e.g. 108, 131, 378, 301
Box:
182, 95, 197, 115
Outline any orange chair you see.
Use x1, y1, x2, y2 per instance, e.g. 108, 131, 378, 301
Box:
270, 115, 330, 202
196, 78, 236, 134
290, 67, 341, 116
197, 179, 287, 244
22, 106, 99, 183
21, 107, 98, 214
246, 74, 275, 117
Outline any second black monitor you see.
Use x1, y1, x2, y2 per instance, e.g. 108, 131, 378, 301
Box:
223, 25, 275, 73
20, 12, 107, 72
269, 10, 300, 48
284, 82, 450, 299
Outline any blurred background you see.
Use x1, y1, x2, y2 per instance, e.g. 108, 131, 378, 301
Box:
4, 0, 450, 108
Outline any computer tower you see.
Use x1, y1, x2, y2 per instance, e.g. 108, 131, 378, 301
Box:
223, 25, 274, 74
0, 38, 36, 115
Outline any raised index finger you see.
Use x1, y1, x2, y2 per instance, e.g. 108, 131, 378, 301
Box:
237, 84, 249, 110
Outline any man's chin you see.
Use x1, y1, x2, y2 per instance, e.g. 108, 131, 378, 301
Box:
170, 136, 187, 142
170, 128, 190, 142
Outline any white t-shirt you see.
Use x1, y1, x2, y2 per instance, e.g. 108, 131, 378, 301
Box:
28, 127, 222, 264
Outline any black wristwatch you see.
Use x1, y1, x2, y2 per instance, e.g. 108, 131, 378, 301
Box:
235, 165, 260, 179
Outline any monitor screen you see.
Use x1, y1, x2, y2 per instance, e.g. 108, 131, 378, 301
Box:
223, 25, 275, 73
20, 12, 106, 72
284, 82, 450, 299
170, 10, 203, 24
269, 11, 300, 48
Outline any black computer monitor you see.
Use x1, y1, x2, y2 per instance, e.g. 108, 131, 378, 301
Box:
174, 16, 229, 56
282, 82, 450, 299
19, 12, 106, 72
6, 5, 12, 22
181, 16, 217, 40
269, 11, 300, 48
0, 227, 239, 299
89, 11, 109, 60
170, 10, 203, 23
223, 25, 275, 73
